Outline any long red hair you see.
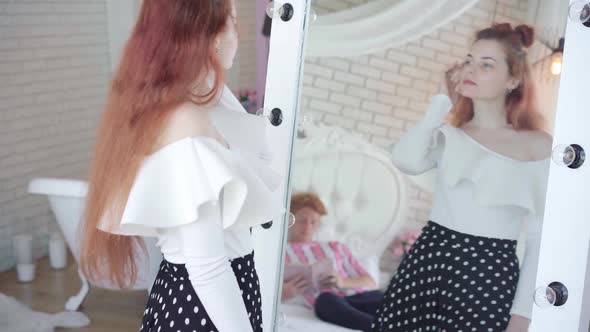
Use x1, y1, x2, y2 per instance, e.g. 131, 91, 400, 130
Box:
80, 0, 232, 289
449, 23, 544, 130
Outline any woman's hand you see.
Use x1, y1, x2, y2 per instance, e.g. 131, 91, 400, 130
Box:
439, 63, 463, 104
281, 275, 309, 302
319, 272, 343, 289
504, 314, 530, 332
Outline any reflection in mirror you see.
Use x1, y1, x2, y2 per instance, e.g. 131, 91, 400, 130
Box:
278, 0, 568, 331
0, 1, 288, 332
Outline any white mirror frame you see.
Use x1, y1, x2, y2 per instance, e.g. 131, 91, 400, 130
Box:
253, 1, 313, 330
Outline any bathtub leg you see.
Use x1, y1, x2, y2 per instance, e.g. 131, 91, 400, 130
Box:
65, 268, 90, 311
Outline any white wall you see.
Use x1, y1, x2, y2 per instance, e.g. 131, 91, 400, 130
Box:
0, 0, 111, 271
227, 1, 257, 91
301, 0, 529, 230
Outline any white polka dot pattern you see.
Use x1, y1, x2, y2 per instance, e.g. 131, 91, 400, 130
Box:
371, 222, 519, 332
140, 252, 262, 331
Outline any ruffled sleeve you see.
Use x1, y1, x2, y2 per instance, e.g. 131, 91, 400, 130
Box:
213, 84, 274, 163
98, 137, 284, 237
391, 94, 452, 175
435, 125, 549, 216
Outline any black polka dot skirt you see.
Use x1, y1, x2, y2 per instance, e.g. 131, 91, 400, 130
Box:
140, 251, 263, 332
371, 221, 520, 332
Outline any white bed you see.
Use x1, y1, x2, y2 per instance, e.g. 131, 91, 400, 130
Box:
277, 121, 408, 331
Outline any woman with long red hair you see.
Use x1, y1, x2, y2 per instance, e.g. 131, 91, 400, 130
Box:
80, 1, 282, 331
372, 23, 552, 332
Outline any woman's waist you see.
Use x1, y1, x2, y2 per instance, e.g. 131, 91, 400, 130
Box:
162, 249, 255, 267
421, 220, 519, 253
430, 202, 525, 240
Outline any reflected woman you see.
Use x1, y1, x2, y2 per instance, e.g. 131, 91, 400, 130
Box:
372, 23, 552, 332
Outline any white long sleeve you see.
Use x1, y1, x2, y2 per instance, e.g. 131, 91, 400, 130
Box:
391, 94, 452, 175
160, 203, 253, 332
510, 214, 542, 319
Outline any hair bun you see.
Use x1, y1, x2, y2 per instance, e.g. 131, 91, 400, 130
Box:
492, 23, 513, 32
515, 24, 535, 47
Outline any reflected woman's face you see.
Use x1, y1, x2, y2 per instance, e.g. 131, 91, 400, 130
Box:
459, 39, 519, 101
289, 207, 321, 243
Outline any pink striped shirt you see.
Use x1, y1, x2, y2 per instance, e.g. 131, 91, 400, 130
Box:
285, 241, 369, 306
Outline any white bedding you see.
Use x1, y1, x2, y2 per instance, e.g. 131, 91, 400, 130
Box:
276, 271, 394, 332
277, 303, 360, 332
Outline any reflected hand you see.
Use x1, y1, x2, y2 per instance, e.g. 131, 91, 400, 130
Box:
319, 272, 343, 289
282, 275, 309, 301
439, 62, 463, 104
504, 314, 530, 332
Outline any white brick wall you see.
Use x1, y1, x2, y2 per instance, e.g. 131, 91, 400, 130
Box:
301, 0, 528, 230
0, 0, 110, 271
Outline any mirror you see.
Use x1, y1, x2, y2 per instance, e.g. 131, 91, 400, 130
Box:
277, 0, 571, 331
0, 1, 307, 332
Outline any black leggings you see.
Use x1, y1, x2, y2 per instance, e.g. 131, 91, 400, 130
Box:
314, 290, 384, 331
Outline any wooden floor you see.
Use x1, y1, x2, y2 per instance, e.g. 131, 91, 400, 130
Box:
0, 255, 147, 332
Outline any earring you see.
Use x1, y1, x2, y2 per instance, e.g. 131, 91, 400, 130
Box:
215, 43, 220, 54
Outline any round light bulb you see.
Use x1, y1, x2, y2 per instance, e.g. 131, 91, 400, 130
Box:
552, 144, 576, 167
550, 53, 563, 76
569, 0, 590, 25
309, 8, 318, 23
266, 1, 278, 19
288, 212, 296, 228
534, 285, 558, 307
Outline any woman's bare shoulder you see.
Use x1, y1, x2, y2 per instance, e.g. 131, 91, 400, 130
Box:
154, 103, 211, 151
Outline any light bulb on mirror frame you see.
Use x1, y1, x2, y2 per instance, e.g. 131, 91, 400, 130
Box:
550, 52, 563, 76
288, 212, 296, 228
265, 1, 278, 19
569, 0, 590, 26
297, 114, 314, 139
551, 144, 586, 169
552, 144, 576, 167
309, 8, 318, 23
266, 1, 317, 23
255, 107, 283, 126
534, 285, 558, 308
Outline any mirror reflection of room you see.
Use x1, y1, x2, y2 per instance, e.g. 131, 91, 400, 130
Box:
0, 1, 283, 332
279, 0, 567, 331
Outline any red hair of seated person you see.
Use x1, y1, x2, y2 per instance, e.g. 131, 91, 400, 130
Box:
290, 192, 328, 216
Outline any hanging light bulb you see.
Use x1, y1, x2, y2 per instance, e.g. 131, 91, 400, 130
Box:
550, 52, 563, 76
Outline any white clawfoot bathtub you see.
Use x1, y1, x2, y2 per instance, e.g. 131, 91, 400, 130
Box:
28, 178, 162, 311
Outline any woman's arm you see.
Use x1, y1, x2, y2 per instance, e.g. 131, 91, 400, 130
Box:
390, 94, 452, 175
338, 274, 377, 289
281, 275, 309, 302
174, 207, 253, 332
507, 214, 542, 327
325, 243, 378, 290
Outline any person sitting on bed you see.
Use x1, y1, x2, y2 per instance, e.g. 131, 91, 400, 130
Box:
282, 192, 384, 331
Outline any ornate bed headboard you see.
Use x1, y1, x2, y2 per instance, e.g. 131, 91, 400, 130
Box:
291, 122, 408, 282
